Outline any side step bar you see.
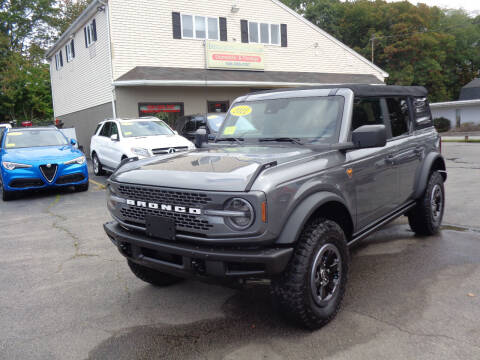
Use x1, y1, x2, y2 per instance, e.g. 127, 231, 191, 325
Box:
348, 201, 416, 247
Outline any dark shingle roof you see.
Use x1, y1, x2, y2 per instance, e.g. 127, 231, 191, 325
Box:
459, 78, 480, 100
115, 67, 384, 85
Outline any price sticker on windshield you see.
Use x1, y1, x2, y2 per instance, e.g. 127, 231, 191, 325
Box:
6, 143, 15, 147
230, 105, 252, 117
7, 132, 23, 136
223, 126, 237, 135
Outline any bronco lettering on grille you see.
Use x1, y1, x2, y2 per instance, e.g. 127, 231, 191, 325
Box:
126, 199, 202, 215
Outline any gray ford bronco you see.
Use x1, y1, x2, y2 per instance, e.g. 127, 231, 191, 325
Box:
104, 85, 446, 329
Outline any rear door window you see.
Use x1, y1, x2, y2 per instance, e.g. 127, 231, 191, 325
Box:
412, 97, 433, 129
385, 97, 410, 138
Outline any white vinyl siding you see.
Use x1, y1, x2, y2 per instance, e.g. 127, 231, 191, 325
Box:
180, 14, 219, 40
49, 10, 111, 117
109, 0, 386, 81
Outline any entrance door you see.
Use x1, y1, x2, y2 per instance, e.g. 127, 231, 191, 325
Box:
207, 101, 229, 113
138, 103, 184, 129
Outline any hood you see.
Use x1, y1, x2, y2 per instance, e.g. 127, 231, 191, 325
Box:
112, 145, 321, 192
122, 135, 193, 150
2, 145, 83, 164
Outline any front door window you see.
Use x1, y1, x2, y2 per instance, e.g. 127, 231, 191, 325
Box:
138, 103, 184, 129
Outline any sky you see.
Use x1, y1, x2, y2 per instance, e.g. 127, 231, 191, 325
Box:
386, 0, 480, 14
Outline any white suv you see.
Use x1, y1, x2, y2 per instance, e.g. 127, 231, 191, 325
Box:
90, 118, 195, 175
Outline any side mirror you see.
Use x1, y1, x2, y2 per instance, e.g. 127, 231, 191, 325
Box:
70, 138, 77, 146
194, 128, 208, 148
352, 125, 387, 149
173, 130, 179, 135
110, 134, 119, 142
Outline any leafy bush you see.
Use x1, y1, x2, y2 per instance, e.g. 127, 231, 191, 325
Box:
433, 117, 451, 133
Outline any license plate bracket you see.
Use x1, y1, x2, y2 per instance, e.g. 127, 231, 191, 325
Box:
145, 215, 176, 240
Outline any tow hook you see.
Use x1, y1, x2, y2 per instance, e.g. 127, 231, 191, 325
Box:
191, 259, 206, 275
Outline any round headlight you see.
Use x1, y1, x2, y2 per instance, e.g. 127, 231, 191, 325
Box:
224, 198, 255, 230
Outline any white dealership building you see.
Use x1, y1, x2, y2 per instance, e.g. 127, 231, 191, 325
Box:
46, 0, 388, 153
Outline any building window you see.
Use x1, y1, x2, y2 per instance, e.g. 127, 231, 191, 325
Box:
139, 103, 184, 129
55, 51, 63, 70
65, 40, 75, 62
181, 14, 219, 40
84, 19, 97, 48
248, 21, 281, 45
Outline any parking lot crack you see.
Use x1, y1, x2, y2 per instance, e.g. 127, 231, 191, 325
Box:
347, 310, 480, 350
46, 195, 99, 273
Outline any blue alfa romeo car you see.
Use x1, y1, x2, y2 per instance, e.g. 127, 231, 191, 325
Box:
0, 127, 89, 201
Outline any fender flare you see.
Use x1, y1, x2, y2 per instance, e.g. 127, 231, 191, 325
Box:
276, 192, 352, 245
412, 152, 446, 199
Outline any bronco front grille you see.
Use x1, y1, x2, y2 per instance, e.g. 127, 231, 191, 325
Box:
117, 185, 212, 207
120, 207, 213, 231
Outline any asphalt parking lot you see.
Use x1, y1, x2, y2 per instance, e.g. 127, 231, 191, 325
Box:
1, 143, 479, 360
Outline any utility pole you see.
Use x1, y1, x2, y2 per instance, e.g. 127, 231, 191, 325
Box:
370, 35, 375, 64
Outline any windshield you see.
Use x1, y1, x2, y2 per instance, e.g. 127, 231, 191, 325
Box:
207, 114, 226, 132
120, 120, 174, 138
217, 96, 344, 144
4, 130, 68, 149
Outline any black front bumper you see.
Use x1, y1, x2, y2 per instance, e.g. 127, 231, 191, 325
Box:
104, 221, 293, 279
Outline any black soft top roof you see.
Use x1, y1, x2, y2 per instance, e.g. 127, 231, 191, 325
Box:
248, 84, 428, 98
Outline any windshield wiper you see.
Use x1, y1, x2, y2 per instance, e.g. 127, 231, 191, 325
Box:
258, 137, 304, 145
216, 137, 244, 145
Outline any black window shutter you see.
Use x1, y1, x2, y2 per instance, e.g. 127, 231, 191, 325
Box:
92, 19, 97, 41
172, 12, 181, 39
240, 20, 249, 43
59, 51, 63, 66
281, 24, 288, 47
84, 27, 88, 47
71, 40, 75, 58
55, 56, 58, 70
219, 17, 227, 41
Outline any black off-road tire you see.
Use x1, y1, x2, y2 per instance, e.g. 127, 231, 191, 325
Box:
271, 218, 349, 330
408, 171, 445, 236
2, 187, 15, 201
1, 178, 15, 201
128, 260, 184, 287
75, 181, 89, 192
92, 153, 105, 176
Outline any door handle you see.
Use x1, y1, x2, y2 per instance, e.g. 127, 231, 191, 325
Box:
386, 155, 395, 165
414, 147, 422, 156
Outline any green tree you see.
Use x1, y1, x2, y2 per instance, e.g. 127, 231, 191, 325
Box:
281, 0, 480, 102
52, 0, 93, 35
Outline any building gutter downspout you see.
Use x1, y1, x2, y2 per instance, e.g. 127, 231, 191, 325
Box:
99, 0, 117, 119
